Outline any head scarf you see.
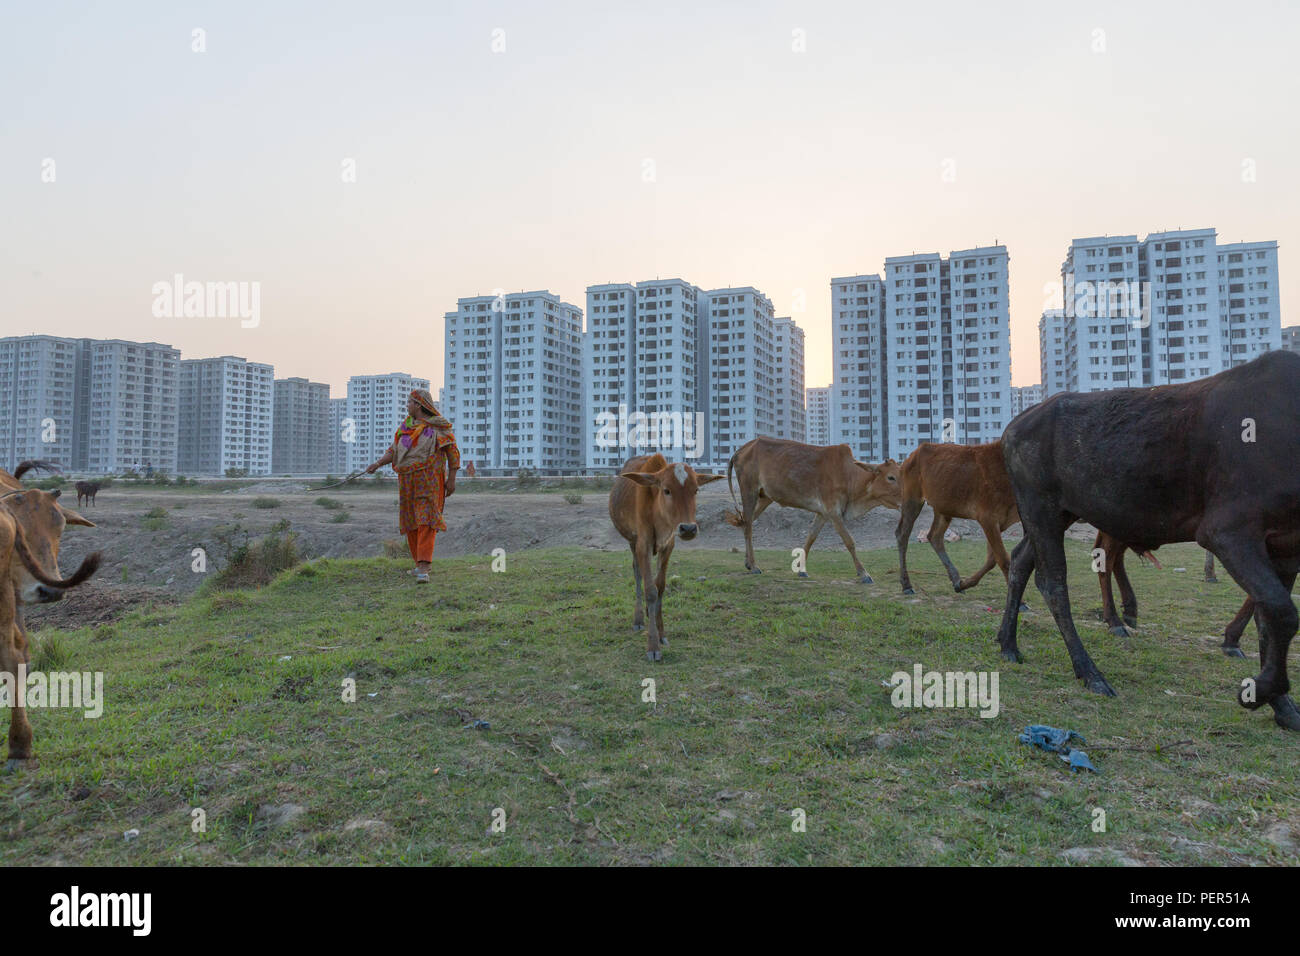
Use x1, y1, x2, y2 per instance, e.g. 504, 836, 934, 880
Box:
395, 389, 454, 450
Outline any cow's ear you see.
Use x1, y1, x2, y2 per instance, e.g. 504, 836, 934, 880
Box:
59, 506, 96, 528
695, 473, 726, 485
853, 461, 880, 476
621, 471, 662, 488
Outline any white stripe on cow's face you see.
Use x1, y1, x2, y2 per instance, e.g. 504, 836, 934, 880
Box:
674, 463, 687, 485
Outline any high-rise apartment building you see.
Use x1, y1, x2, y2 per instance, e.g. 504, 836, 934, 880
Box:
772, 317, 806, 443
272, 377, 330, 474
178, 356, 274, 475
344, 372, 431, 474
805, 386, 833, 446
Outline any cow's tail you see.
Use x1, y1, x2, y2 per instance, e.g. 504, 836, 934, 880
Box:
725, 450, 745, 527
12, 526, 101, 590
12, 459, 60, 481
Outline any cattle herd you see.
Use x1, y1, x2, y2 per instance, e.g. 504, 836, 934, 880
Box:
0, 351, 1297, 772
610, 351, 1300, 733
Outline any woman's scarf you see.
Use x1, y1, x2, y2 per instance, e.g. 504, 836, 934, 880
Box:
394, 409, 455, 450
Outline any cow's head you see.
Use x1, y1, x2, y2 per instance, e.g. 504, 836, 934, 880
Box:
621, 462, 725, 542
2, 488, 95, 603
853, 458, 902, 510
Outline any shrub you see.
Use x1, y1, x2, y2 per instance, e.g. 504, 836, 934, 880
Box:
563, 492, 583, 505
516, 467, 541, 488
224, 467, 249, 478
32, 476, 66, 490
252, 497, 281, 509
315, 497, 343, 510
382, 539, 408, 559
213, 526, 300, 589
141, 506, 168, 531
32, 633, 69, 672
330, 511, 349, 523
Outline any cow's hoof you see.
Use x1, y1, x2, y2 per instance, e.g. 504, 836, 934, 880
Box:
797, 571, 809, 578
1123, 616, 1138, 628
1000, 648, 1023, 664
1019, 602, 1030, 613
749, 568, 762, 575
859, 575, 873, 584
1222, 645, 1245, 658
646, 650, 662, 663
902, 587, 915, 596
659, 636, 668, 647
1205, 577, 1219, 584
634, 623, 644, 631
952, 583, 964, 593
1085, 674, 1117, 697
1271, 695, 1300, 731
3, 759, 26, 775
1109, 625, 1129, 638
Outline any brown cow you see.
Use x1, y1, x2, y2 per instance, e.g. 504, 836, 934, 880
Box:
725, 438, 901, 583
609, 454, 724, 661
75, 480, 102, 507
895, 441, 1021, 595
0, 488, 101, 768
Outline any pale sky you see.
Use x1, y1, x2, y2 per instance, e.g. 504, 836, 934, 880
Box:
4, 0, 1297, 393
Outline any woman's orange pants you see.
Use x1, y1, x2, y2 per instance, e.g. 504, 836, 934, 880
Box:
406, 526, 437, 564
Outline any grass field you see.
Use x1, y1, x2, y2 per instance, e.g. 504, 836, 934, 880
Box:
3, 539, 1298, 865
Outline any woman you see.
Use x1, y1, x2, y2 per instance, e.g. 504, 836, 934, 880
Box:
366, 389, 459, 583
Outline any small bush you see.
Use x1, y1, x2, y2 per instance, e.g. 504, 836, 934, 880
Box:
141, 506, 168, 531
330, 511, 349, 523
516, 467, 541, 488
32, 476, 67, 489
315, 497, 343, 510
32, 633, 69, 672
252, 497, 281, 509
225, 467, 249, 478
563, 492, 584, 505
213, 527, 301, 589
382, 539, 408, 559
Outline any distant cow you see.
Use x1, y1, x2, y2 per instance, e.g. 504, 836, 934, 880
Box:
725, 438, 901, 583
0, 487, 101, 768
996, 351, 1300, 730
609, 454, 724, 661
895, 441, 1022, 595
75, 481, 102, 507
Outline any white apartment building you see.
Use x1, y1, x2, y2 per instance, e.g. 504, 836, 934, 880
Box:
584, 279, 705, 470
772, 317, 806, 442
1010, 384, 1045, 416
0, 336, 180, 475
344, 372, 430, 474
442, 291, 583, 474
1048, 229, 1281, 392
705, 287, 777, 466
272, 377, 330, 474
883, 246, 1012, 458
1039, 309, 1069, 396
805, 385, 833, 446
830, 274, 889, 459
328, 396, 349, 475
0, 335, 85, 470
1283, 326, 1300, 352
179, 356, 274, 476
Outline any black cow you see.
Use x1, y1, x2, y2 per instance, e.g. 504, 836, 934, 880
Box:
995, 351, 1300, 730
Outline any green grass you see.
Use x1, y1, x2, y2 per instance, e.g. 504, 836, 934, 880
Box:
2, 540, 1297, 865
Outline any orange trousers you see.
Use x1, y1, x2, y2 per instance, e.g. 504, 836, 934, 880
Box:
406, 526, 437, 564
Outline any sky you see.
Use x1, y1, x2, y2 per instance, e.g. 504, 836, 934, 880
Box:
3, 0, 1298, 393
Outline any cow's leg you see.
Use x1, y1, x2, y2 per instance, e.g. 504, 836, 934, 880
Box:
828, 511, 871, 583
958, 518, 1011, 594
653, 540, 675, 650
741, 487, 766, 574
1112, 547, 1139, 631
996, 538, 1036, 661
636, 543, 663, 662
1222, 598, 1254, 657
1, 623, 31, 770
1204, 550, 1218, 583
798, 513, 827, 578
925, 514, 966, 591
1024, 509, 1115, 695
895, 497, 925, 594
631, 548, 645, 631
1198, 534, 1298, 727
1095, 537, 1128, 636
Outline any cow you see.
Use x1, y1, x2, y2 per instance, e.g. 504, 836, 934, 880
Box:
608, 454, 725, 661
995, 351, 1300, 730
724, 438, 901, 583
895, 441, 1022, 596
75, 480, 102, 508
0, 487, 101, 768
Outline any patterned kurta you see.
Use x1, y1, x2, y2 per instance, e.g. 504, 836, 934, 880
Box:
394, 426, 460, 535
